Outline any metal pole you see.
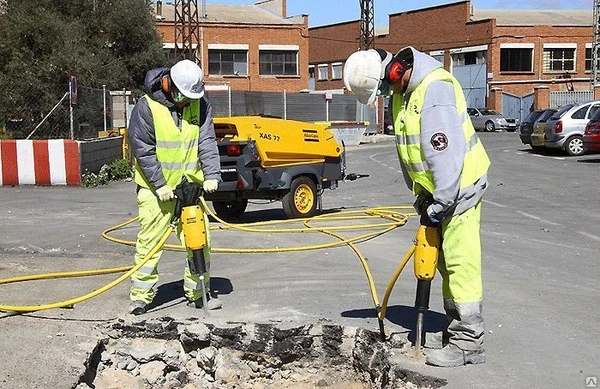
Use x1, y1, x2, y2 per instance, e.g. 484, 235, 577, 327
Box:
283, 90, 287, 120
228, 84, 232, 117
122, 88, 127, 128
26, 92, 69, 140
326, 100, 329, 122
69, 81, 74, 140
102, 85, 107, 133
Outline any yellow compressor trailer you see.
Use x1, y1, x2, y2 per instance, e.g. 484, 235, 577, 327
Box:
204, 116, 359, 219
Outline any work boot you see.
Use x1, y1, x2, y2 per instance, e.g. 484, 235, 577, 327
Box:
187, 294, 222, 310
425, 343, 486, 367
128, 300, 149, 316
424, 331, 450, 349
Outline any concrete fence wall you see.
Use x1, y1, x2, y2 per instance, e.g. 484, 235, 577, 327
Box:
0, 137, 123, 186
79, 136, 123, 175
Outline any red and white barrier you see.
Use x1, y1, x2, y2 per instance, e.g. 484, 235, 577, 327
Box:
0, 140, 80, 186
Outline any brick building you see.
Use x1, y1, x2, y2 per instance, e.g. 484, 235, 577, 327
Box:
309, 1, 596, 117
153, 0, 310, 92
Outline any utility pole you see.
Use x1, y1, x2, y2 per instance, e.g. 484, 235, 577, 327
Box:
592, 0, 600, 88
359, 0, 375, 50
174, 0, 200, 62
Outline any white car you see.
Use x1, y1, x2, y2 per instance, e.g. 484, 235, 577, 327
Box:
467, 107, 519, 132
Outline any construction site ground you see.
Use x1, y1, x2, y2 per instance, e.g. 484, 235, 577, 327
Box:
0, 132, 598, 388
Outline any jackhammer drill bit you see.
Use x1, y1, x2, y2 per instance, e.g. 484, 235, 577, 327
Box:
414, 279, 432, 357
413, 224, 440, 358
191, 250, 209, 315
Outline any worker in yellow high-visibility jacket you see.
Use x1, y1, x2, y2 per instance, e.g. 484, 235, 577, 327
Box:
344, 46, 490, 367
127, 59, 222, 315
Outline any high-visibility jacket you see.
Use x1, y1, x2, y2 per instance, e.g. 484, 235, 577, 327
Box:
134, 96, 205, 189
393, 67, 490, 196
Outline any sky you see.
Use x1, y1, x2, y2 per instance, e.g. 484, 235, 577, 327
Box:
198, 0, 593, 27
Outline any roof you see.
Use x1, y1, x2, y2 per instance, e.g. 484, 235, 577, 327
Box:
155, 2, 299, 25
471, 9, 593, 26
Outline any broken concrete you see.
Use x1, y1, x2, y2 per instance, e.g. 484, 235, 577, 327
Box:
73, 317, 446, 389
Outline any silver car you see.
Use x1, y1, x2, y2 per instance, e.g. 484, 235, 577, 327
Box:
545, 100, 600, 156
467, 107, 519, 132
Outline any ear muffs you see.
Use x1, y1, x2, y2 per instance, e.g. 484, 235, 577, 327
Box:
387, 61, 404, 83
161, 75, 171, 95
384, 48, 413, 84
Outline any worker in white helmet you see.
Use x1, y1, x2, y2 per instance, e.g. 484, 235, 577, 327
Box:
127, 59, 222, 315
344, 47, 491, 367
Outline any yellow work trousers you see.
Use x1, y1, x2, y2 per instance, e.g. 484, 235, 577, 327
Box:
437, 201, 484, 350
130, 187, 211, 304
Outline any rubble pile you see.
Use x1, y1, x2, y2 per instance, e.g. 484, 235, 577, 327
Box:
73, 317, 446, 389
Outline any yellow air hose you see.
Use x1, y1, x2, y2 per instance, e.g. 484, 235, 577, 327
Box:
0, 223, 175, 313
0, 198, 420, 337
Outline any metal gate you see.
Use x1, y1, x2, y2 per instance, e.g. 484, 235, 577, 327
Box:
453, 63, 487, 108
549, 90, 594, 108
502, 92, 534, 122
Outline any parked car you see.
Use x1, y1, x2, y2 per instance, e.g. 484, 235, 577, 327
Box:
467, 107, 519, 132
545, 101, 600, 156
519, 110, 545, 146
584, 108, 600, 153
530, 108, 557, 150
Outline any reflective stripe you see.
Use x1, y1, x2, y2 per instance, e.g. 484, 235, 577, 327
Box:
395, 134, 421, 145
406, 160, 428, 172
460, 110, 469, 124
156, 140, 181, 149
185, 161, 199, 171
406, 134, 421, 145
184, 279, 203, 291
161, 161, 184, 170
184, 140, 197, 149
131, 279, 156, 290
157, 139, 196, 149
467, 133, 479, 151
137, 265, 157, 276
457, 175, 485, 198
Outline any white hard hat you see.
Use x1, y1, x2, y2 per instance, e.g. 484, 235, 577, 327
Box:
170, 59, 205, 99
343, 49, 389, 105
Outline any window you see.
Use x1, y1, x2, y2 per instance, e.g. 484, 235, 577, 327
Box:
208, 50, 248, 75
259, 51, 298, 76
585, 46, 600, 72
452, 51, 486, 66
431, 54, 444, 65
589, 104, 600, 118
331, 63, 342, 79
543, 47, 575, 72
318, 64, 328, 80
500, 48, 533, 72
571, 105, 588, 119
308, 66, 315, 90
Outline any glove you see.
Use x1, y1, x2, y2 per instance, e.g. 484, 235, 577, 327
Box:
156, 186, 175, 201
421, 204, 442, 227
202, 179, 219, 193
413, 194, 432, 215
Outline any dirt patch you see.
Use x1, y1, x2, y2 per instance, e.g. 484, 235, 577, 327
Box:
72, 317, 446, 389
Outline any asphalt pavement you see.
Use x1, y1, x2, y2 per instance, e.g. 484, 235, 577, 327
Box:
0, 132, 598, 389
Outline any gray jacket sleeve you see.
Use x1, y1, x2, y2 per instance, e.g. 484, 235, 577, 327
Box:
198, 99, 221, 182
127, 98, 167, 190
420, 80, 466, 219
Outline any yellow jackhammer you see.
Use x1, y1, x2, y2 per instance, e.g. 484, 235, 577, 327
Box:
413, 222, 441, 356
174, 179, 210, 315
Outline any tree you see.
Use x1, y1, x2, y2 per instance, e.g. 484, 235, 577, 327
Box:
0, 0, 167, 138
